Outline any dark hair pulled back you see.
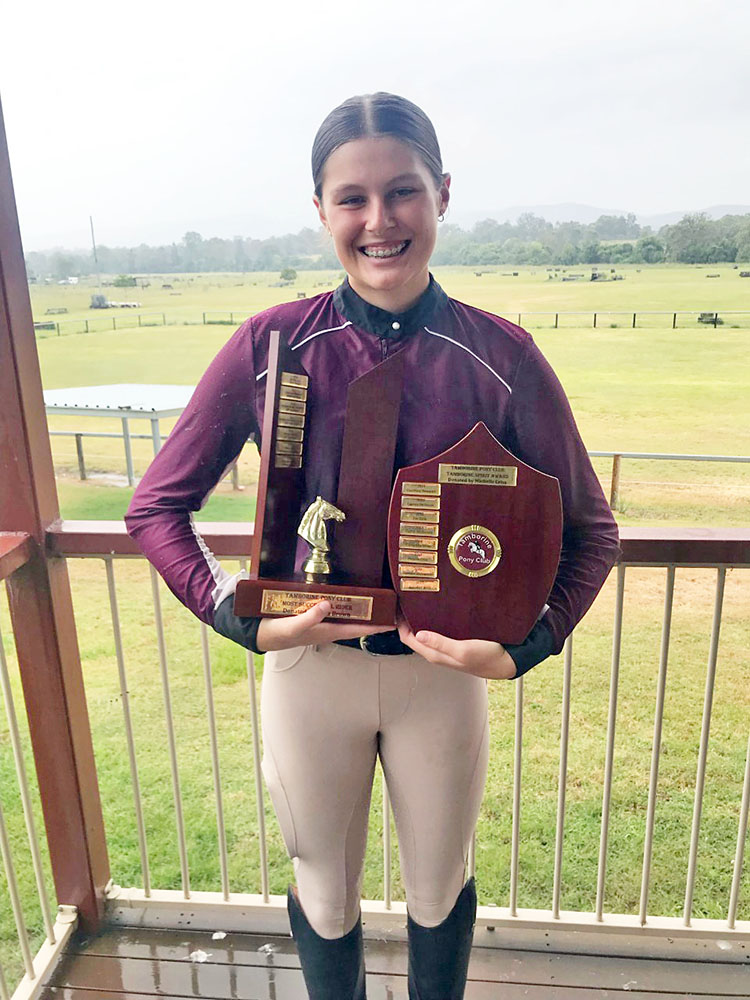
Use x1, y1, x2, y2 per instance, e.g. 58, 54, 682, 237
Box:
312, 92, 444, 199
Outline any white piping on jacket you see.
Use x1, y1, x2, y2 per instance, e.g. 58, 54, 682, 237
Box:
422, 327, 512, 395
255, 321, 353, 381
189, 514, 243, 610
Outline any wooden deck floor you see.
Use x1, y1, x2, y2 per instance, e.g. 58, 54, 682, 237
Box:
39, 925, 750, 999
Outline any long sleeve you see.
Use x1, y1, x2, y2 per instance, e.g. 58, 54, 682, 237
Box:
504, 337, 620, 655
125, 319, 259, 625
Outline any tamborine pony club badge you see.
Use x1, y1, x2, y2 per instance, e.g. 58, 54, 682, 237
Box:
447, 525, 502, 578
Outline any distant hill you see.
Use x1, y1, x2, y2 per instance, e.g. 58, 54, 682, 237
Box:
451, 203, 750, 230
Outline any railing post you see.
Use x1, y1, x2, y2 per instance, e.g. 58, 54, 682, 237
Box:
0, 97, 109, 934
75, 432, 86, 480
609, 454, 621, 510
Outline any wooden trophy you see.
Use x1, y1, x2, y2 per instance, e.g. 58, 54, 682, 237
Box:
233, 330, 400, 626
387, 422, 563, 644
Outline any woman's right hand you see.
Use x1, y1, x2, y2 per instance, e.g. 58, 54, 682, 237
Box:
256, 600, 393, 652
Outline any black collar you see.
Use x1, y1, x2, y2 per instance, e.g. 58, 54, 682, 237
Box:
333, 275, 447, 340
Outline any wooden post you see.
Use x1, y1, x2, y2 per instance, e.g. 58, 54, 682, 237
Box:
231, 461, 239, 491
610, 454, 622, 511
673, 312, 677, 329
554, 313, 558, 329
75, 433, 86, 480
0, 97, 109, 934
593, 312, 597, 329
632, 313, 637, 329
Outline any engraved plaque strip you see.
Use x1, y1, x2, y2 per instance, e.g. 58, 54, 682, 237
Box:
275, 440, 304, 456
400, 496, 441, 510
276, 426, 305, 442
438, 463, 518, 486
278, 399, 307, 415
400, 579, 441, 592
277, 412, 306, 429
402, 482, 441, 496
400, 510, 440, 524
398, 550, 437, 564
274, 455, 303, 469
398, 564, 438, 578
281, 372, 309, 388
399, 535, 439, 550
400, 522, 439, 537
260, 590, 373, 620
279, 385, 308, 402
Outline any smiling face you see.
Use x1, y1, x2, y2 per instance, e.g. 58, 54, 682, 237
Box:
314, 136, 450, 313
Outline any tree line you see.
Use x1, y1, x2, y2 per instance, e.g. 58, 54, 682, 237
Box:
26, 212, 750, 279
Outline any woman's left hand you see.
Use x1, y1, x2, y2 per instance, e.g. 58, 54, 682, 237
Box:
397, 620, 517, 680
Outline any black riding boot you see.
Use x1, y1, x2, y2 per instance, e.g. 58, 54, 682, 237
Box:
287, 886, 367, 1000
407, 878, 476, 1000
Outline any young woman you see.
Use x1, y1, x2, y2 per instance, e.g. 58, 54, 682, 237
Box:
126, 93, 619, 999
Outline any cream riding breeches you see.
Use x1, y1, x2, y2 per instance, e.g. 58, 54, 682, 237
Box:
261, 642, 489, 939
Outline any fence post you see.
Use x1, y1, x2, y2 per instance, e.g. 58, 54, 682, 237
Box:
84, 319, 89, 333
610, 454, 622, 511
555, 313, 558, 329
593, 312, 597, 329
121, 417, 135, 486
517, 313, 522, 326
203, 311, 206, 324
714, 312, 718, 328
75, 434, 86, 480
112, 316, 116, 330
673, 312, 677, 329
632, 313, 637, 329
56, 322, 60, 336
231, 461, 239, 491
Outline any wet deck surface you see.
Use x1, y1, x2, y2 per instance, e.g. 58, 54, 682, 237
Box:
41, 925, 750, 998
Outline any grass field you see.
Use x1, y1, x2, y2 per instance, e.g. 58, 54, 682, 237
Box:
1, 265, 749, 989
34, 265, 750, 526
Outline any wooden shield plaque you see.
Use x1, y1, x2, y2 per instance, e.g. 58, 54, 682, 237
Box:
387, 422, 562, 644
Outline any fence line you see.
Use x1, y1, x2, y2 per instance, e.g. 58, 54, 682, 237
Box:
45, 429, 749, 513
33, 308, 750, 338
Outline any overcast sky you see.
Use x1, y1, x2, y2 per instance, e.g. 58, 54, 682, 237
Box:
2, 0, 748, 251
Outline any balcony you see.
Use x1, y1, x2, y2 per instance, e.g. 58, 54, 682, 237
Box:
1, 96, 749, 1000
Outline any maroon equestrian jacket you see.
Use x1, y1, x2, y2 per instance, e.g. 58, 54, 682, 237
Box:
126, 277, 619, 671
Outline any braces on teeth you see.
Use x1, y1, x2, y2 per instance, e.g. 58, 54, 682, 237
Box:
361, 242, 408, 258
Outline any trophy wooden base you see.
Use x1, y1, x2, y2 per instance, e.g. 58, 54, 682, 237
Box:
234, 578, 397, 627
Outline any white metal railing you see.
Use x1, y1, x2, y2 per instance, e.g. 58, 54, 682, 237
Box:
48, 429, 245, 488
65, 552, 750, 932
0, 609, 75, 1000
